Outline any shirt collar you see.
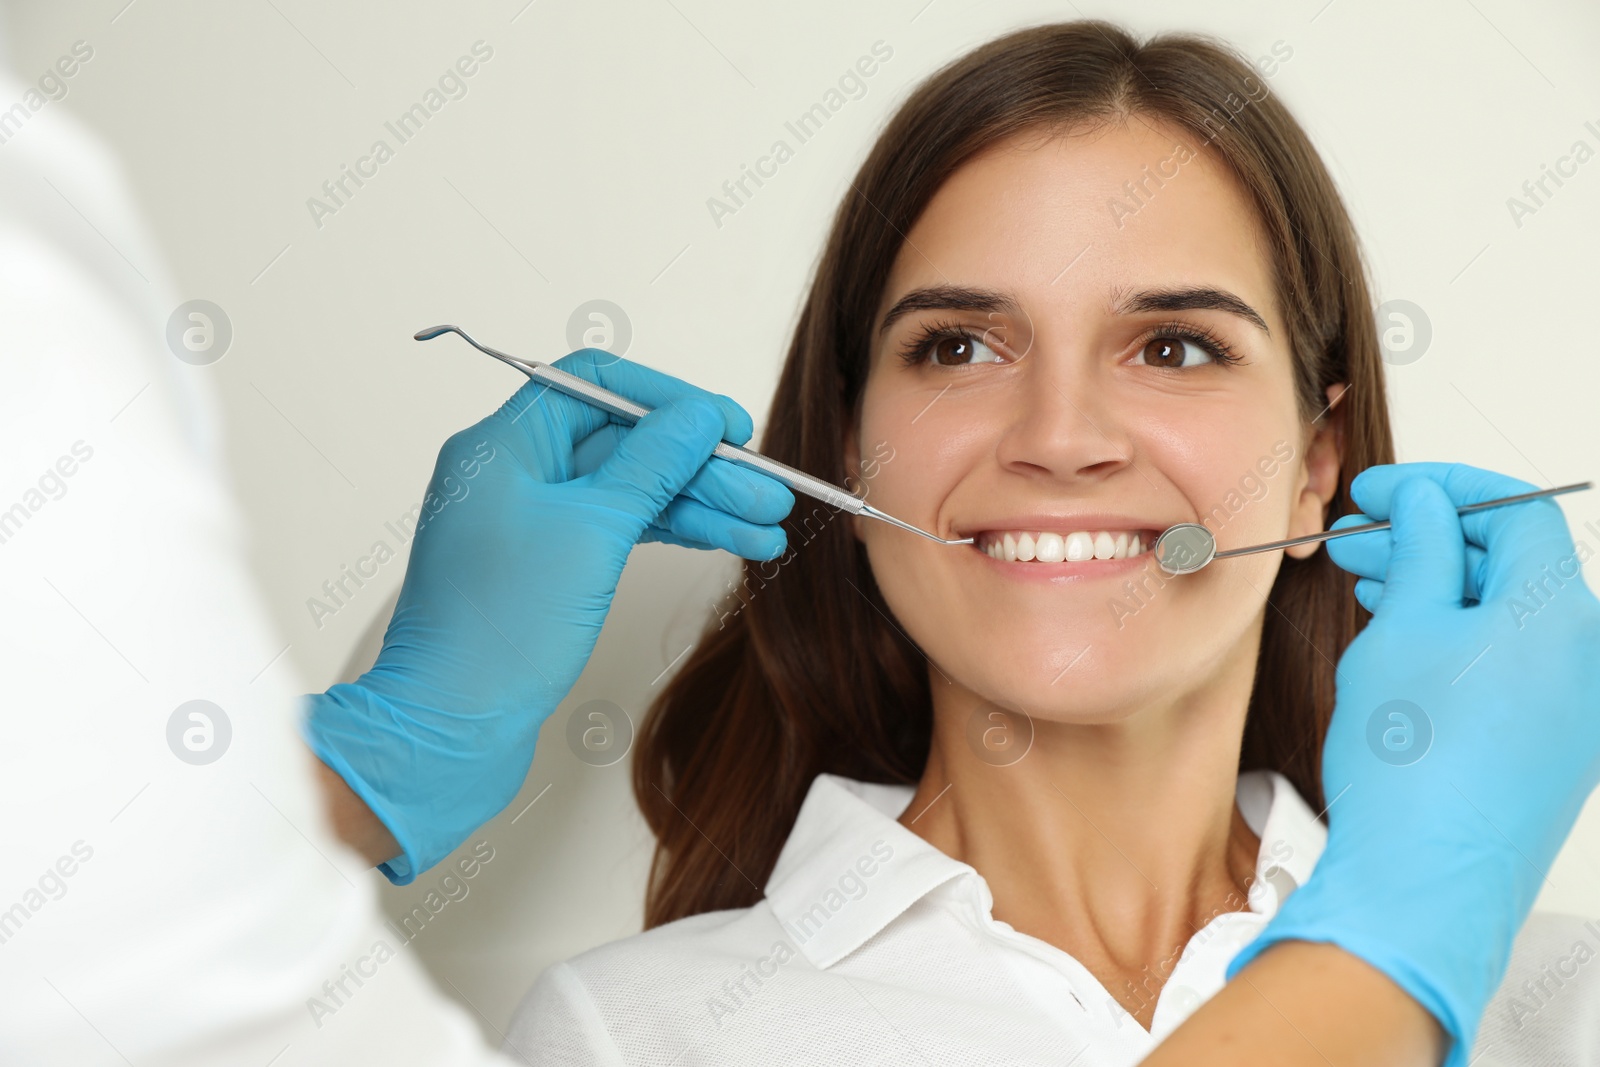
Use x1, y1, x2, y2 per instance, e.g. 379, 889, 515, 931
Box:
764, 768, 1327, 970
763, 774, 970, 969
1234, 766, 1327, 914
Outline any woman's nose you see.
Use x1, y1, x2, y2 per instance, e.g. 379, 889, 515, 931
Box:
992, 350, 1135, 481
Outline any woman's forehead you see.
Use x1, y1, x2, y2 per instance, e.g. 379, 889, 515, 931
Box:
878, 122, 1282, 334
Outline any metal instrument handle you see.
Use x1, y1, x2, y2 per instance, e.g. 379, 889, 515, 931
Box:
521, 358, 867, 514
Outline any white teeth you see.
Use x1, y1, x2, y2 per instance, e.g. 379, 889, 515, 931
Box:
981, 529, 1151, 563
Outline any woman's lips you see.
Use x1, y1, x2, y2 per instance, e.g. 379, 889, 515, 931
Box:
964, 540, 1160, 582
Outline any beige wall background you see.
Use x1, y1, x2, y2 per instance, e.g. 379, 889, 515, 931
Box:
6, 0, 1597, 1042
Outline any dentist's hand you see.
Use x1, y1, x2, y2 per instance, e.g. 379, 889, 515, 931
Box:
1225, 462, 1600, 1067
302, 350, 794, 883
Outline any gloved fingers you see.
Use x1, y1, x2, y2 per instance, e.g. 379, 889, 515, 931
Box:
679, 458, 796, 527
573, 422, 795, 526
649, 497, 788, 560
1466, 545, 1496, 603
1350, 462, 1580, 605
1350, 462, 1535, 515
589, 394, 732, 526
637, 525, 716, 552
1474, 499, 1583, 606
1350, 462, 1547, 550
494, 350, 755, 458
473, 350, 785, 535
1324, 512, 1390, 580
1326, 511, 1490, 599
1376, 476, 1467, 612
1353, 576, 1383, 613
571, 421, 625, 478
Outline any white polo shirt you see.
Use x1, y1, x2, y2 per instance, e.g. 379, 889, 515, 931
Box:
506, 770, 1598, 1065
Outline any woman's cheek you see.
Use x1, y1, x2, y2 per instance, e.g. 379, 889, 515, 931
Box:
1138, 405, 1293, 533
855, 406, 962, 519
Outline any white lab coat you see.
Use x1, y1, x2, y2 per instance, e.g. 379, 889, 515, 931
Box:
0, 65, 510, 1066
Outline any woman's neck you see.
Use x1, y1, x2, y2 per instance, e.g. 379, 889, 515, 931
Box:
897, 646, 1262, 1030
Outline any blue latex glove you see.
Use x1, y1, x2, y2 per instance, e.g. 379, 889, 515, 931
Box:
1225, 462, 1600, 1066
302, 350, 794, 883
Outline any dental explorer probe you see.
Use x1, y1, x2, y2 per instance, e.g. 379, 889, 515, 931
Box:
1152, 480, 1595, 576
414, 325, 975, 546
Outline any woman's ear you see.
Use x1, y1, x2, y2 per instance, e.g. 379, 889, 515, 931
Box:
1284, 382, 1348, 560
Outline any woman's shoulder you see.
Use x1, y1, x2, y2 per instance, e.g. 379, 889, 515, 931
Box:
1471, 910, 1600, 1065
560, 901, 789, 982
503, 900, 797, 1064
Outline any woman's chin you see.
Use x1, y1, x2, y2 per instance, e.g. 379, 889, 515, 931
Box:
916, 598, 1166, 663
934, 641, 1169, 719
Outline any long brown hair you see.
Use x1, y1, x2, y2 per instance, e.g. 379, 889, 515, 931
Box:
634, 20, 1391, 928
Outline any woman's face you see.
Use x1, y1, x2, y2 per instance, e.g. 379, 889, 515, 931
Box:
848, 120, 1341, 723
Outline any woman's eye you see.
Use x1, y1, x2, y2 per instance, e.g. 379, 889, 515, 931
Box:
1135, 336, 1217, 369
923, 331, 1002, 366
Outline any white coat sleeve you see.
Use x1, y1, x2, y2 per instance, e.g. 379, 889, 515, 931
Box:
0, 68, 516, 1067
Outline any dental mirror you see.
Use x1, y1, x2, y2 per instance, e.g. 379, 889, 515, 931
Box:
1154, 480, 1594, 575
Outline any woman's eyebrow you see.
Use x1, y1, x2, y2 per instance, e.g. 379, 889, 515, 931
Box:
1113, 285, 1272, 335
877, 285, 1020, 336
876, 283, 1272, 337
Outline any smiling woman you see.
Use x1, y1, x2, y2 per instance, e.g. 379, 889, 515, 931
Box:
638, 16, 1371, 929
504, 19, 1590, 1066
